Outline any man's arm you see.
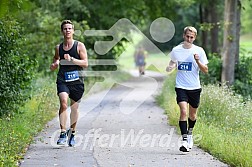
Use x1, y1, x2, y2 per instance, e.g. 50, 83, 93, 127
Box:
50, 45, 60, 71
166, 60, 177, 73
64, 42, 88, 68
194, 54, 208, 74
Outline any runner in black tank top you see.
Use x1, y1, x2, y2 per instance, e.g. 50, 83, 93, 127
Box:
50, 20, 88, 147
57, 40, 84, 85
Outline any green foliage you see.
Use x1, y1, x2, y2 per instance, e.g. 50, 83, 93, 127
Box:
0, 19, 37, 116
0, 76, 57, 166
0, 0, 32, 18
199, 84, 251, 132
59, 0, 89, 22
198, 84, 252, 166
200, 53, 222, 84
200, 51, 252, 99
233, 55, 252, 99
241, 0, 252, 34
18, 9, 61, 73
21, 0, 203, 73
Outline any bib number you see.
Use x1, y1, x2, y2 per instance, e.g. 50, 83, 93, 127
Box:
65, 71, 79, 82
178, 62, 192, 71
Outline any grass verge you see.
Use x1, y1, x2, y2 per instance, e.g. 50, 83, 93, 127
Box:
0, 76, 58, 167
157, 72, 252, 167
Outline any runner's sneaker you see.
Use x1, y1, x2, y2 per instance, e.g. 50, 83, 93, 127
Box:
187, 135, 193, 149
179, 140, 189, 152
67, 129, 76, 147
57, 131, 67, 145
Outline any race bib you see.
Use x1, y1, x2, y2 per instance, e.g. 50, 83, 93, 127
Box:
64, 71, 79, 82
178, 62, 192, 71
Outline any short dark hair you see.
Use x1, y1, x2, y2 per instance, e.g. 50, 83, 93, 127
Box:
61, 20, 74, 31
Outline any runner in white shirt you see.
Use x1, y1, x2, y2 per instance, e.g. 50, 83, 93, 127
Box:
166, 26, 208, 152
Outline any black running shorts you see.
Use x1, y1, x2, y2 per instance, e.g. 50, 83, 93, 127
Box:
57, 83, 84, 102
175, 88, 202, 108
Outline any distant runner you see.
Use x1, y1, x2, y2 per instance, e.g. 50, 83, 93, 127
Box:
134, 46, 148, 76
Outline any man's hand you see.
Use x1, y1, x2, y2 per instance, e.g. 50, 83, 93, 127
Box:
50, 60, 59, 71
194, 54, 200, 60
194, 54, 208, 73
64, 54, 71, 61
166, 60, 176, 73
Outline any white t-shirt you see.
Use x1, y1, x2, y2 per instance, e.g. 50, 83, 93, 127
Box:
170, 44, 208, 90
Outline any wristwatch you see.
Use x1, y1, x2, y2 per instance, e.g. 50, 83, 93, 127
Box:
70, 57, 74, 62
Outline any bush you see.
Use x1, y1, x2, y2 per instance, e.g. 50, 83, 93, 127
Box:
200, 52, 252, 99
200, 53, 222, 85
0, 19, 37, 116
233, 55, 252, 99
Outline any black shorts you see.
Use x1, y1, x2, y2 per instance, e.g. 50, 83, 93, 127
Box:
175, 88, 202, 108
57, 83, 84, 102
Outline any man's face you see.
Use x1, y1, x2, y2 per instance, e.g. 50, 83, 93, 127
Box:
183, 30, 196, 44
62, 23, 74, 38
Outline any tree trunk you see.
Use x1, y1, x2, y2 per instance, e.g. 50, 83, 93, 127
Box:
210, 0, 219, 54
235, 0, 241, 64
221, 0, 239, 85
199, 4, 209, 52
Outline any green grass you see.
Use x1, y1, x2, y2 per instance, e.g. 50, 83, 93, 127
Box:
157, 73, 252, 167
0, 77, 58, 167
197, 85, 252, 166
240, 33, 252, 53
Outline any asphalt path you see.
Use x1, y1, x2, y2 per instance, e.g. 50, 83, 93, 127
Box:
20, 70, 228, 167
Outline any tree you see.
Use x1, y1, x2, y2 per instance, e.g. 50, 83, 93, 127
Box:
0, 0, 31, 18
221, 0, 241, 85
199, 0, 224, 54
0, 19, 36, 115
209, 0, 222, 54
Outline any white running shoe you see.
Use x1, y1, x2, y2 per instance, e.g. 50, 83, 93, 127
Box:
179, 140, 189, 152
187, 135, 193, 149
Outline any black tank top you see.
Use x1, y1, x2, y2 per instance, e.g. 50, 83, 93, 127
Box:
57, 40, 84, 84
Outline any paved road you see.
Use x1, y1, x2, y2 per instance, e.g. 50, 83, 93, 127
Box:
20, 71, 228, 167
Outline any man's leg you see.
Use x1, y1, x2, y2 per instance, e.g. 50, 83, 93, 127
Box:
67, 100, 79, 147
188, 105, 197, 134
67, 83, 84, 147
57, 92, 69, 145
138, 66, 142, 75
178, 101, 188, 140
70, 99, 79, 131
187, 88, 201, 148
58, 92, 69, 131
178, 101, 190, 152
187, 105, 198, 149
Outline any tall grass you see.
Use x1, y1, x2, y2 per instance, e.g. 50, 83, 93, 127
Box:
197, 84, 252, 167
0, 77, 58, 167
157, 73, 252, 167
